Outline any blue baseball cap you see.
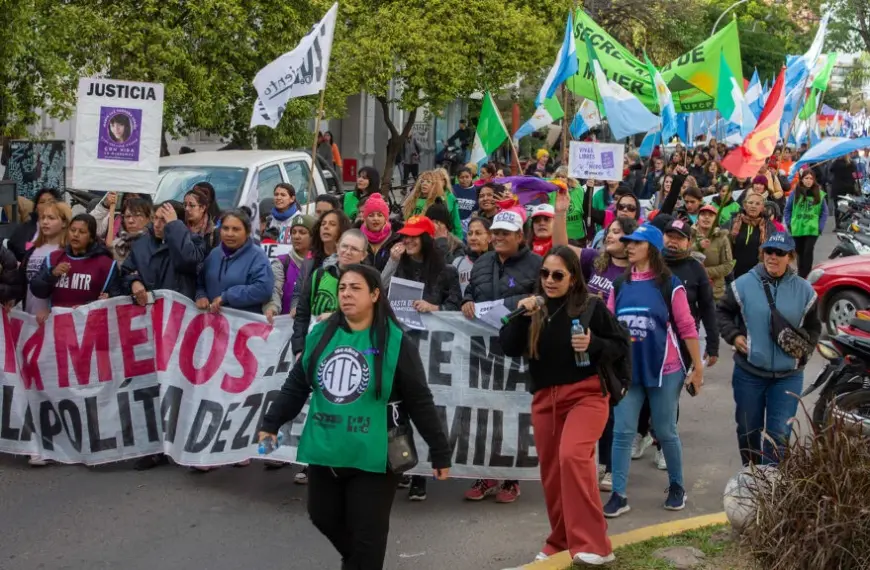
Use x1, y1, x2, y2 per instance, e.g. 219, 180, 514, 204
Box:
760, 232, 796, 252
620, 223, 664, 251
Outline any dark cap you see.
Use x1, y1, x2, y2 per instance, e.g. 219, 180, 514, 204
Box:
664, 217, 692, 238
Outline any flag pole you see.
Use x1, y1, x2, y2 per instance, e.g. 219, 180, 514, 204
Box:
561, 85, 569, 165
305, 89, 327, 206
780, 71, 812, 161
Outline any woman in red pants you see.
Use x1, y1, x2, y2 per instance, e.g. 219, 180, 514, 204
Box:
499, 245, 629, 566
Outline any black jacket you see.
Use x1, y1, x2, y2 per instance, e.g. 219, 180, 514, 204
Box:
462, 246, 542, 310
500, 297, 629, 393
365, 232, 403, 272
666, 256, 719, 357
721, 216, 777, 279
8, 213, 38, 262
0, 245, 21, 304
262, 326, 452, 469
829, 158, 857, 195
120, 221, 205, 300
382, 257, 462, 311
292, 259, 340, 355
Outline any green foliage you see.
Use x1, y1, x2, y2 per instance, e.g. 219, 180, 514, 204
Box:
821, 0, 870, 53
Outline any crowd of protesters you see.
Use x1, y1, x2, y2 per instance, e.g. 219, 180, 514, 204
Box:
3, 135, 859, 568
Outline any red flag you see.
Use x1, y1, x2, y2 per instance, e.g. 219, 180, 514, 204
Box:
721, 67, 786, 179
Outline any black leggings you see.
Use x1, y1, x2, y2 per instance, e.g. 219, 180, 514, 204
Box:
308, 465, 399, 570
599, 404, 614, 473
793, 235, 818, 279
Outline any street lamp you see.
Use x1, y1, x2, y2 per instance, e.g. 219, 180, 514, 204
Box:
711, 0, 751, 36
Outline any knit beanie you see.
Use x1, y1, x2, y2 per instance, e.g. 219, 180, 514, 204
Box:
362, 192, 389, 218
290, 214, 316, 233
752, 175, 768, 185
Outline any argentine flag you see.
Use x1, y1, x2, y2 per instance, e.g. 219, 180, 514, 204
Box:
790, 137, 870, 176
639, 127, 661, 158
644, 54, 677, 143
514, 97, 564, 142
746, 69, 764, 118
535, 12, 579, 107
570, 98, 601, 138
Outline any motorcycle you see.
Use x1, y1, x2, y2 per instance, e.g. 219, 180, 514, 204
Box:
437, 141, 465, 177
829, 227, 870, 258
830, 388, 870, 436
835, 195, 870, 230
803, 313, 870, 428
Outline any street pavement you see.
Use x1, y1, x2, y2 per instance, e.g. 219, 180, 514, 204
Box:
0, 231, 837, 570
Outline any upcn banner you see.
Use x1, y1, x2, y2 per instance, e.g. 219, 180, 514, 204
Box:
0, 292, 539, 479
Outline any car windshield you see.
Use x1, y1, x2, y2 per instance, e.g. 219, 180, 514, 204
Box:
155, 166, 248, 210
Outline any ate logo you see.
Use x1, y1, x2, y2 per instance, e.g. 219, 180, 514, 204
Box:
317, 346, 370, 405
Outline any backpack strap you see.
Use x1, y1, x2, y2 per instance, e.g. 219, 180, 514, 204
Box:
310, 268, 325, 306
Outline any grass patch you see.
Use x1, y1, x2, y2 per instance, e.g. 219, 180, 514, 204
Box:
600, 524, 754, 569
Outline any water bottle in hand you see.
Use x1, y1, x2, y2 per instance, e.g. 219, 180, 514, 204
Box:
258, 432, 284, 455
571, 319, 590, 367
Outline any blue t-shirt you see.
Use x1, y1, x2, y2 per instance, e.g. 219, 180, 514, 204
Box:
452, 184, 478, 234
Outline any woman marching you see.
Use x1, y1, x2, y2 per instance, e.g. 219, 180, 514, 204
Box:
260, 264, 450, 570
784, 169, 828, 278
360, 193, 402, 271
403, 170, 463, 239
344, 166, 381, 221
500, 246, 628, 566
722, 192, 777, 280
19, 201, 72, 316
603, 224, 704, 519
717, 233, 821, 465
265, 183, 300, 244
691, 204, 734, 301
184, 188, 220, 253
452, 216, 493, 296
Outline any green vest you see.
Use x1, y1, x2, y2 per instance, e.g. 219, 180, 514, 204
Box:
790, 192, 826, 237
549, 186, 586, 239
310, 268, 339, 317
297, 320, 402, 473
343, 192, 361, 220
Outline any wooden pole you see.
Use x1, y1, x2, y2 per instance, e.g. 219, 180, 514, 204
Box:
561, 84, 569, 165
305, 89, 327, 206
511, 102, 521, 175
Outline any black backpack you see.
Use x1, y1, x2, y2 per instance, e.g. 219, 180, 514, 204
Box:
577, 296, 632, 405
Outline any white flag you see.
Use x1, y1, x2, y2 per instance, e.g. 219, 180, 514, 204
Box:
251, 3, 338, 129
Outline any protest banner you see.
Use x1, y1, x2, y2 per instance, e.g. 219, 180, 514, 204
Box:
72, 78, 165, 194
568, 141, 624, 181
387, 277, 425, 330
568, 12, 742, 113
0, 293, 539, 479
260, 243, 293, 259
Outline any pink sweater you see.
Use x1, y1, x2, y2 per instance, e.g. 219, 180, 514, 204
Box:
607, 269, 698, 374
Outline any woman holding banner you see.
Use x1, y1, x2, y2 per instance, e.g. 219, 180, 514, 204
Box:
260, 264, 450, 570
499, 246, 627, 566
184, 188, 220, 253
19, 201, 72, 315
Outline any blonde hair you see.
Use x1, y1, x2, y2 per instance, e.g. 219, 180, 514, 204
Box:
34, 201, 72, 248
464, 162, 479, 176
403, 170, 446, 220
554, 166, 579, 189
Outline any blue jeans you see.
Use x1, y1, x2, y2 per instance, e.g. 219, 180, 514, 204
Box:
611, 371, 684, 496
732, 365, 803, 466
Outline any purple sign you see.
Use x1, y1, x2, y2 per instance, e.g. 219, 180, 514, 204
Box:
600, 151, 614, 170
98, 107, 142, 162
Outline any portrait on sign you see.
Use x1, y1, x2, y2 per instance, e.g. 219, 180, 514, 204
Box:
98, 107, 142, 161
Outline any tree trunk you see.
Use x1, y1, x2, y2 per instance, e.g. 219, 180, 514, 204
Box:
160, 130, 170, 156
376, 96, 417, 195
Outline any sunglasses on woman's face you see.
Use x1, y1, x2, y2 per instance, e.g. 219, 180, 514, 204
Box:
617, 203, 637, 213
540, 268, 567, 282
763, 248, 788, 257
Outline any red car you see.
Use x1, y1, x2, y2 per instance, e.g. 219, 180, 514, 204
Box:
808, 254, 870, 335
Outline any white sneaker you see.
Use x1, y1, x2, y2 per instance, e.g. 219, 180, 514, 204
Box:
534, 552, 549, 561
655, 449, 668, 470
600, 472, 613, 492
294, 467, 309, 485
597, 464, 606, 480
573, 552, 616, 566
631, 434, 653, 459
28, 456, 52, 467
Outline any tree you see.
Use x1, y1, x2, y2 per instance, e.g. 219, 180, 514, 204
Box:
822, 0, 870, 53
332, 0, 555, 191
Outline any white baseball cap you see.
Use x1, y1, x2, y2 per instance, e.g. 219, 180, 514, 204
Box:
530, 204, 555, 219
491, 210, 525, 232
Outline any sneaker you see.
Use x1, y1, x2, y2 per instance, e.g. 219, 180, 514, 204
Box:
28, 456, 52, 467
655, 449, 668, 471
600, 472, 613, 492
573, 552, 616, 566
263, 460, 285, 471
631, 434, 653, 459
464, 479, 499, 501
603, 493, 631, 518
534, 552, 549, 562
597, 464, 606, 480
133, 454, 168, 471
408, 479, 427, 502
397, 474, 412, 489
294, 466, 309, 484
495, 481, 521, 503
664, 483, 687, 511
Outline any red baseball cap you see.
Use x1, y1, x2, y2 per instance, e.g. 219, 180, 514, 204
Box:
398, 215, 436, 238
699, 204, 718, 215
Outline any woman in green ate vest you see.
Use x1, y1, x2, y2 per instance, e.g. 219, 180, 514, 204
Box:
260, 264, 451, 570
343, 166, 381, 221
784, 169, 829, 278
402, 170, 463, 239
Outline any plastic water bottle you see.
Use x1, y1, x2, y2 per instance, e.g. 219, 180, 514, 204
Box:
258, 431, 284, 455
571, 319, 590, 367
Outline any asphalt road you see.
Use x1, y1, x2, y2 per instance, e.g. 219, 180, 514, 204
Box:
0, 231, 838, 570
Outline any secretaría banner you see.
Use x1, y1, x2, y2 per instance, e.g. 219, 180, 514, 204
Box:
72, 78, 164, 194
569, 141, 624, 181
568, 11, 742, 113
0, 292, 539, 479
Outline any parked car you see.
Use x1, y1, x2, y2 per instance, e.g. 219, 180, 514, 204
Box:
155, 150, 339, 232
808, 255, 870, 335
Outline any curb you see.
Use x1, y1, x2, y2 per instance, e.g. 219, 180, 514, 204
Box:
515, 512, 729, 569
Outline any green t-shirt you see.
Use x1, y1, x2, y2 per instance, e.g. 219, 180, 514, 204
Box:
790, 191, 826, 237
298, 320, 402, 473
412, 193, 463, 239
343, 192, 361, 220
591, 187, 608, 233
310, 268, 339, 317
550, 186, 586, 240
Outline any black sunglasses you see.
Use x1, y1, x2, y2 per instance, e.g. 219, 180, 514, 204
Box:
617, 203, 637, 212
763, 248, 788, 257
540, 268, 567, 282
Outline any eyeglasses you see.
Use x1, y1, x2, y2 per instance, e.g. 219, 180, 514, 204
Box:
124, 213, 146, 220
184, 202, 202, 209
339, 243, 365, 254
617, 203, 637, 213
763, 248, 788, 257
539, 268, 567, 282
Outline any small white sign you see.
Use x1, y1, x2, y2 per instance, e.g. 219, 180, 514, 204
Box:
568, 141, 624, 182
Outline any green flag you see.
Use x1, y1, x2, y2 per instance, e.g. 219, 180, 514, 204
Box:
567, 11, 743, 113
811, 53, 838, 91
716, 52, 737, 120
470, 92, 509, 164
799, 88, 818, 121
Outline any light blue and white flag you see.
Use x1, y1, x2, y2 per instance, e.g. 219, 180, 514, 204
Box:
639, 127, 661, 158
536, 12, 579, 107
514, 97, 564, 142
570, 98, 602, 139
746, 69, 764, 118
789, 136, 870, 176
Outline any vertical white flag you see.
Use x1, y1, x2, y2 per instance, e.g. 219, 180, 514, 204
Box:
251, 3, 338, 129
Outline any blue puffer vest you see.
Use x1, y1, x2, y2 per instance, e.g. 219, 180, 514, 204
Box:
732, 266, 817, 374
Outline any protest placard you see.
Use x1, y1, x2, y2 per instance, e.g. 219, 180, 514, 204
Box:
568, 141, 624, 181
72, 78, 165, 194
388, 277, 425, 330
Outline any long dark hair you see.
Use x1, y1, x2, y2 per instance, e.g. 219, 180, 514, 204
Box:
311, 209, 352, 268
355, 166, 381, 199
795, 170, 822, 204
594, 217, 638, 273
398, 233, 446, 292
69, 213, 99, 251
528, 246, 589, 359
306, 264, 400, 400
192, 181, 221, 220
625, 242, 671, 286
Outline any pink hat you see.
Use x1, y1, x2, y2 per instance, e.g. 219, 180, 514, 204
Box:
362, 192, 389, 218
